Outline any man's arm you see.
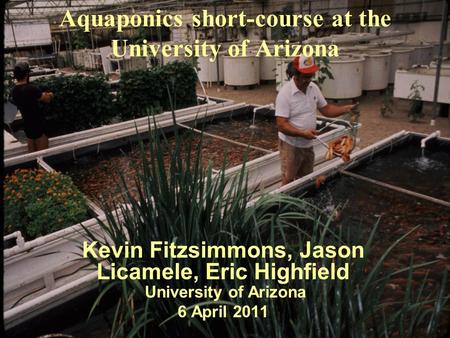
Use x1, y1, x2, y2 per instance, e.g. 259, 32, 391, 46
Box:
276, 117, 317, 139
319, 104, 354, 118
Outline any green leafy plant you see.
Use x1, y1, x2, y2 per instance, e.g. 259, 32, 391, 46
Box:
4, 168, 88, 239
116, 61, 197, 120
82, 113, 448, 337
72, 29, 90, 50
158, 60, 198, 110
33, 74, 116, 134
408, 80, 425, 122
315, 56, 334, 87
115, 69, 164, 120
131, 27, 149, 44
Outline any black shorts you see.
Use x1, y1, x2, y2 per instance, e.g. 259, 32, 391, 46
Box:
24, 124, 46, 139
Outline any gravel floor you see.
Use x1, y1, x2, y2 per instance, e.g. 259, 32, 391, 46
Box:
198, 83, 450, 148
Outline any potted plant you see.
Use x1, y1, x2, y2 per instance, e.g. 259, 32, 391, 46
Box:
408, 80, 425, 122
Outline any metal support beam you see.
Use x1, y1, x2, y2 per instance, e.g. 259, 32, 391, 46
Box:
8, 11, 20, 54
65, 23, 73, 66
214, 1, 220, 86
431, 0, 449, 124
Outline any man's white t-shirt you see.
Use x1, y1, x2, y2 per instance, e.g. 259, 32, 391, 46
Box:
275, 79, 327, 148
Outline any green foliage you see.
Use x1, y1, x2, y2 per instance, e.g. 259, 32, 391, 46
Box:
72, 29, 90, 50
82, 115, 448, 338
4, 169, 88, 239
408, 80, 425, 122
131, 27, 149, 44
315, 56, 334, 87
27, 62, 197, 133
159, 61, 198, 109
116, 61, 197, 120
33, 74, 116, 134
115, 69, 164, 120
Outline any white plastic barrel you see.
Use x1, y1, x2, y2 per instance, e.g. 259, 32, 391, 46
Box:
389, 47, 413, 83
321, 55, 365, 99
405, 43, 433, 65
431, 41, 450, 59
275, 57, 292, 91
359, 49, 392, 90
260, 53, 276, 81
197, 53, 224, 83
223, 55, 260, 86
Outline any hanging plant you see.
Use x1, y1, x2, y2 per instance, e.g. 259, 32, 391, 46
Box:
131, 27, 149, 44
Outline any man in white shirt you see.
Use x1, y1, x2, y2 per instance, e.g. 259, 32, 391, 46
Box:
276, 55, 354, 185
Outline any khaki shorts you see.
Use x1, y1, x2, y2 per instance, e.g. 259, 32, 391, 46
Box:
279, 139, 314, 185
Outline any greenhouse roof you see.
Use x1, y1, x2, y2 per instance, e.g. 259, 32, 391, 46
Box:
5, 0, 181, 21
5, 1, 263, 22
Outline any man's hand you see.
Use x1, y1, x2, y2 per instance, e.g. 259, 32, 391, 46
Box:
40, 91, 54, 103
341, 104, 356, 114
302, 129, 317, 139
276, 117, 317, 139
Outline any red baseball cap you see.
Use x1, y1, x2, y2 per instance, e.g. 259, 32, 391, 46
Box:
293, 55, 319, 74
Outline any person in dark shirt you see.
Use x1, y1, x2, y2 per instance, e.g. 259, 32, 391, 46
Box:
11, 62, 54, 152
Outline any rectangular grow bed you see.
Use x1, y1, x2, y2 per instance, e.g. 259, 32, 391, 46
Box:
46, 125, 269, 207
4, 98, 234, 159
3, 158, 112, 329
272, 131, 450, 326
3, 157, 99, 246
3, 212, 121, 330
4, 102, 246, 167
37, 104, 355, 207
348, 134, 450, 202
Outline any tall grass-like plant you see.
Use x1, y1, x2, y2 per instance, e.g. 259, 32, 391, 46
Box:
83, 114, 448, 337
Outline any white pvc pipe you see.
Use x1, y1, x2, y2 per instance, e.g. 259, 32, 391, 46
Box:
253, 103, 274, 113
420, 130, 441, 148
3, 216, 103, 258
194, 66, 212, 104
3, 231, 25, 249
